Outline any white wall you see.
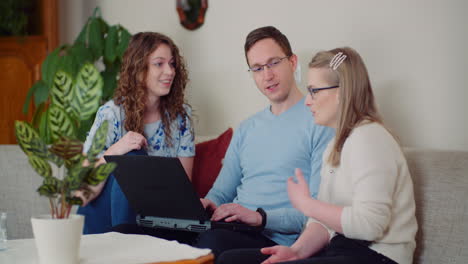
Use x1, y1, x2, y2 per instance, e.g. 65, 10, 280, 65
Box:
59, 0, 468, 151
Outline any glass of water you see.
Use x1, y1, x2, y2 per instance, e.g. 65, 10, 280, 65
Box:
0, 212, 7, 250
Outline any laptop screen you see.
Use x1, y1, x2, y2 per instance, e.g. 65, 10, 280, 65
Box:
104, 155, 209, 221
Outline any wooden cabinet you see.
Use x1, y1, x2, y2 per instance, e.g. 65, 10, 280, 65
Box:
0, 0, 57, 144
0, 36, 47, 143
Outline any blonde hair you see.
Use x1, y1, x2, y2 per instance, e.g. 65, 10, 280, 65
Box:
308, 47, 383, 167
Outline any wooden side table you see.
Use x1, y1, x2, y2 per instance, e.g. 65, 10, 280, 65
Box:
155, 253, 214, 264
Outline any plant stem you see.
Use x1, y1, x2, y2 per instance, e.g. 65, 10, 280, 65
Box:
50, 197, 58, 219
49, 198, 55, 218
55, 198, 58, 219
66, 205, 72, 218
60, 189, 66, 218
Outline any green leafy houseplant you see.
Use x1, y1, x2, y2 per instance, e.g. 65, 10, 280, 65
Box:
22, 7, 131, 142
13, 7, 124, 217
15, 119, 116, 219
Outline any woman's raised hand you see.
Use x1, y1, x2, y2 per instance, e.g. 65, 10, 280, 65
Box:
287, 168, 313, 213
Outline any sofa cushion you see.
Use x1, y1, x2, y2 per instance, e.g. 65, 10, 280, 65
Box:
404, 148, 468, 264
192, 128, 233, 197
0, 145, 51, 239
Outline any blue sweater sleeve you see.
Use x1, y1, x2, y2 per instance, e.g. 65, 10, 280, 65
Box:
204, 128, 243, 205
265, 207, 307, 234
265, 125, 334, 234
309, 125, 335, 198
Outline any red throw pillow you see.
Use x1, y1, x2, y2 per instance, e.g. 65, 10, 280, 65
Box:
192, 128, 233, 197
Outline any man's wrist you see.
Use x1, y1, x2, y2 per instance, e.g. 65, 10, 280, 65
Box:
256, 208, 267, 228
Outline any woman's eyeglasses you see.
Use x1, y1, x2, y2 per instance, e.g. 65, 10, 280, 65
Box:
307, 85, 339, 99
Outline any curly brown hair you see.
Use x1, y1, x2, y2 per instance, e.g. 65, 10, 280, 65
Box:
114, 32, 192, 147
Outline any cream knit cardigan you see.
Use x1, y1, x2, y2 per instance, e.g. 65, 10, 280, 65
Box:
307, 122, 418, 264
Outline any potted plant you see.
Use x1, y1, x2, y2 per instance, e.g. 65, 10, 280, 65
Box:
14, 38, 118, 264
14, 116, 116, 264
12, 7, 128, 263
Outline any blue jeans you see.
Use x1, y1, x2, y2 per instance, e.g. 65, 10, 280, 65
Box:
77, 149, 147, 234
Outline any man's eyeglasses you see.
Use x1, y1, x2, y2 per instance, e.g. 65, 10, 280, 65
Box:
248, 56, 290, 73
307, 85, 339, 99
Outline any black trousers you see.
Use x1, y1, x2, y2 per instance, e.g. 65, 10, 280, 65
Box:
112, 224, 276, 258
216, 234, 398, 264
193, 229, 277, 257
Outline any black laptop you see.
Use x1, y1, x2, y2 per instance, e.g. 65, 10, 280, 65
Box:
104, 155, 262, 233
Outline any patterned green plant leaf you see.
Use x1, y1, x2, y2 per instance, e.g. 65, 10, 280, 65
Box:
49, 136, 82, 168
66, 196, 83, 206
15, 120, 63, 167
14, 121, 41, 156
85, 162, 116, 185
37, 182, 58, 198
66, 165, 92, 190
87, 120, 109, 161
44, 176, 61, 190
28, 138, 50, 159
70, 63, 103, 121
28, 155, 51, 178
28, 139, 62, 167
29, 138, 64, 167
50, 71, 74, 112
48, 105, 76, 142
49, 136, 83, 160
64, 154, 85, 170
38, 107, 51, 144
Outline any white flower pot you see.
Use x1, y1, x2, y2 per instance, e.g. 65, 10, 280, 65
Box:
31, 214, 84, 264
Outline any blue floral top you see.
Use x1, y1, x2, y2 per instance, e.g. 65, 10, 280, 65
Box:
83, 100, 195, 157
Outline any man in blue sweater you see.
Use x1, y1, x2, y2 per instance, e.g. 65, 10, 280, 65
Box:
194, 26, 334, 256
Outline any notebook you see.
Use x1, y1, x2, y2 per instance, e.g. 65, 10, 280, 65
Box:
104, 155, 262, 233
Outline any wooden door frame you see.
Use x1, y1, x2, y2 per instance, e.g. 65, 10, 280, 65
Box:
41, 0, 59, 51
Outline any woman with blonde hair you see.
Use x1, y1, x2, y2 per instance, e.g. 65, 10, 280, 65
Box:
217, 47, 417, 264
76, 32, 195, 234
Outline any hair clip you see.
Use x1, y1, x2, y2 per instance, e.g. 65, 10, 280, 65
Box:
330, 52, 347, 70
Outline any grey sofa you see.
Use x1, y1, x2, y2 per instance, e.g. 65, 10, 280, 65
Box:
0, 145, 467, 263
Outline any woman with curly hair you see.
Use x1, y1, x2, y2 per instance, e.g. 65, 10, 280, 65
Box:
76, 32, 195, 234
